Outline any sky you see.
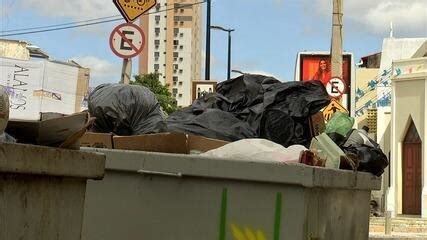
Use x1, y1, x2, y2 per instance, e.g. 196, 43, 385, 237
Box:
0, 0, 426, 86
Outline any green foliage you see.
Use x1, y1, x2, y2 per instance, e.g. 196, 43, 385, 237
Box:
132, 73, 178, 114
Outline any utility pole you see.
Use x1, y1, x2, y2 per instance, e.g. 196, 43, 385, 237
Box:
227, 30, 232, 80
205, 0, 211, 80
331, 0, 343, 79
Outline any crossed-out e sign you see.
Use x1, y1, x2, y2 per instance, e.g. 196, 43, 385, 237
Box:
109, 22, 145, 59
325, 77, 345, 98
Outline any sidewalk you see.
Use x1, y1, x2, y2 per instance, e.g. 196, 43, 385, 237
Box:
370, 217, 427, 240
370, 233, 427, 240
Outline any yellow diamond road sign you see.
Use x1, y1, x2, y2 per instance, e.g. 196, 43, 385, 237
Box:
322, 98, 348, 121
114, 0, 157, 22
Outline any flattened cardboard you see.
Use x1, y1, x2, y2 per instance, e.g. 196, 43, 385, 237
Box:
113, 132, 229, 154
113, 132, 188, 154
187, 135, 229, 153
80, 132, 113, 149
6, 112, 89, 148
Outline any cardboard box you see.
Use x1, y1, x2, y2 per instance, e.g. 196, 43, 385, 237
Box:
80, 133, 113, 149
113, 132, 229, 154
6, 112, 90, 149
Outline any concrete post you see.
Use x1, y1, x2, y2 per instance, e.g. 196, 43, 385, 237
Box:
331, 0, 343, 78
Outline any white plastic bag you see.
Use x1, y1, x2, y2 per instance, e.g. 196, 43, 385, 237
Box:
201, 138, 307, 163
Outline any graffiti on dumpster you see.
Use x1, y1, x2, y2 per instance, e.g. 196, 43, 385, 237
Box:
230, 224, 267, 240
218, 189, 282, 240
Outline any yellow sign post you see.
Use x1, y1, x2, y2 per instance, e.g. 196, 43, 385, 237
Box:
113, 0, 157, 22
322, 98, 348, 121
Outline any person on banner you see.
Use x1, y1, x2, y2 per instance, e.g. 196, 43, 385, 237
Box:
311, 59, 331, 85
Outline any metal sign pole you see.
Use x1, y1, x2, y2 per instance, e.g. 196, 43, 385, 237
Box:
121, 58, 132, 85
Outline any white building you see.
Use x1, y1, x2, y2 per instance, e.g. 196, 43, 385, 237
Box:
388, 42, 427, 217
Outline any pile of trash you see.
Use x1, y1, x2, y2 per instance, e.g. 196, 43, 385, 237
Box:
302, 112, 389, 177
1, 73, 389, 177
168, 74, 331, 146
83, 74, 388, 176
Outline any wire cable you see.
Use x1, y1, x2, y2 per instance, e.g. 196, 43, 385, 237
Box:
0, 1, 206, 37
1, 15, 122, 33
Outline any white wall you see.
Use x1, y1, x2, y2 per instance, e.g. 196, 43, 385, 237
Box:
377, 38, 427, 151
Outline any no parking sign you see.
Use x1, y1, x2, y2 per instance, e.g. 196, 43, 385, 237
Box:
109, 22, 145, 59
325, 77, 345, 98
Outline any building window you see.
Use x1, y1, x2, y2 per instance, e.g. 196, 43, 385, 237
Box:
179, 81, 183, 86
173, 40, 179, 45
178, 94, 183, 98
156, 3, 160, 10
173, 76, 178, 82
154, 64, 159, 70
155, 27, 160, 37
172, 88, 178, 94
174, 28, 179, 36
154, 52, 160, 57
154, 39, 160, 45
180, 21, 184, 26
180, 33, 184, 37
173, 52, 179, 58
180, 8, 184, 13
180, 45, 183, 50
173, 64, 178, 70
179, 57, 183, 62
179, 69, 183, 73
174, 21, 178, 26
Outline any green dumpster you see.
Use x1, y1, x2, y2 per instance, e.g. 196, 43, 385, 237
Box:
82, 148, 380, 240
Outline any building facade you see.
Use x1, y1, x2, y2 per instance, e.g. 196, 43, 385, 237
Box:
388, 45, 427, 217
139, 0, 202, 107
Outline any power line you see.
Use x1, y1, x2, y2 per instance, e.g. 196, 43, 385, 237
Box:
1, 15, 122, 33
0, 1, 206, 37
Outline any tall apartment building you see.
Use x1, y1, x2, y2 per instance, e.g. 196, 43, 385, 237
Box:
139, 0, 202, 107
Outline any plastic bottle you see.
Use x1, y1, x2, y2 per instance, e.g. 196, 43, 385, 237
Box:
310, 133, 345, 169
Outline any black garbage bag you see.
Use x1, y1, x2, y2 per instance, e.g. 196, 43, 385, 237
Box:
88, 84, 166, 135
259, 80, 330, 147
167, 108, 257, 141
342, 144, 389, 177
167, 74, 330, 146
216, 74, 280, 115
